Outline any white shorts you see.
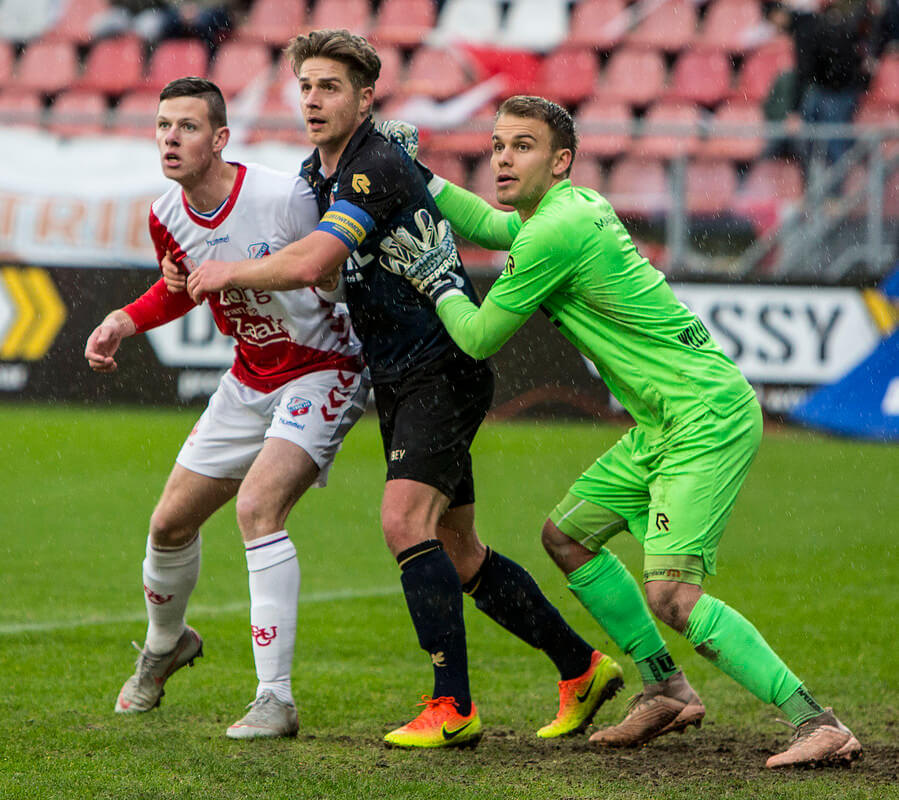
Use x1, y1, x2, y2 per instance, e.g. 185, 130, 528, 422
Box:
176, 368, 370, 486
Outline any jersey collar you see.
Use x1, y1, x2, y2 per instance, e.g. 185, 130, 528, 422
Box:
181, 162, 247, 229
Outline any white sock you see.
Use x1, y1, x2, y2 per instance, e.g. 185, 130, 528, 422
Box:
245, 530, 299, 705
143, 534, 201, 654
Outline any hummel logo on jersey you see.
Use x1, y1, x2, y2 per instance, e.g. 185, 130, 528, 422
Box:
143, 584, 174, 605
251, 625, 278, 647
248, 242, 271, 259
351, 173, 371, 194
206, 234, 230, 246
576, 676, 596, 703
431, 650, 446, 667
442, 720, 474, 740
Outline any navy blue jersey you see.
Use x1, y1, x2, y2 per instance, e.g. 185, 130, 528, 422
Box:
301, 118, 482, 383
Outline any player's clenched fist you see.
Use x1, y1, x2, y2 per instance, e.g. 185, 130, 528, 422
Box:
161, 250, 187, 293
187, 260, 234, 304
84, 310, 136, 373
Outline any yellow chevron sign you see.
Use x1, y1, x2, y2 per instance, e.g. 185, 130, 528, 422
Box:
0, 267, 67, 360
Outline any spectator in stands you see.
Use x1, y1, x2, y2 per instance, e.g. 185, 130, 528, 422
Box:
91, 0, 248, 51
768, 0, 874, 168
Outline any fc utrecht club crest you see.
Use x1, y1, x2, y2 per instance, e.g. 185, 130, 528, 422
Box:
248, 242, 271, 259
287, 396, 311, 416
251, 625, 278, 647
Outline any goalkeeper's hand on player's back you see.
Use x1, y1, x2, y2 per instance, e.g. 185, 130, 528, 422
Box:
379, 209, 464, 304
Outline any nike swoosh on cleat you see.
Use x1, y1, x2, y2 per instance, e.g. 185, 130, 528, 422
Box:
442, 721, 474, 740
576, 677, 596, 703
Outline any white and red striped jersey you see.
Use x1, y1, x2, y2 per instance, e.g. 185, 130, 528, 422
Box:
126, 162, 362, 392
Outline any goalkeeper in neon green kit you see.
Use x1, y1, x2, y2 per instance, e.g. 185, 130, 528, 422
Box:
376, 98, 861, 769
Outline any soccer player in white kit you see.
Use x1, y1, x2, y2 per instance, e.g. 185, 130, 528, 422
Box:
84, 77, 369, 739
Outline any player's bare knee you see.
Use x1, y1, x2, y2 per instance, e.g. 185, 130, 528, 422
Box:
235, 487, 279, 540
645, 581, 697, 632
148, 507, 195, 548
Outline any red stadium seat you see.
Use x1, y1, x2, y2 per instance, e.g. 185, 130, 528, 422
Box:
734, 157, 804, 229
249, 92, 308, 146
370, 0, 437, 48
144, 39, 209, 93
576, 99, 633, 159
238, 0, 306, 47
209, 41, 272, 98
0, 42, 13, 89
309, 0, 371, 36
703, 100, 765, 162
373, 45, 402, 102
867, 53, 899, 108
111, 90, 159, 138
666, 50, 732, 106
685, 158, 738, 214
605, 155, 670, 216
428, 103, 496, 156
570, 155, 604, 192
78, 36, 144, 95
854, 101, 899, 159
0, 89, 43, 127
633, 101, 700, 160
731, 35, 794, 102
48, 89, 107, 136
401, 47, 472, 101
595, 47, 666, 108
694, 0, 764, 54
13, 40, 79, 96
45, 0, 110, 44
626, 0, 697, 53
417, 149, 469, 189
535, 48, 598, 106
564, 0, 630, 51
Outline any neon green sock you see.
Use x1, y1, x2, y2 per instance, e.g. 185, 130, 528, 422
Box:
684, 593, 802, 705
568, 548, 669, 663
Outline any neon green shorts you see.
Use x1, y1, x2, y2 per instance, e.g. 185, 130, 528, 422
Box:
549, 399, 763, 585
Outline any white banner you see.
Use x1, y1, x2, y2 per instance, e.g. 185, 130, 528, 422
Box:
673, 284, 880, 384
0, 129, 310, 269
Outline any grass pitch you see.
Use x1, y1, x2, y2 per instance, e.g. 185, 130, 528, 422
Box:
0, 404, 896, 800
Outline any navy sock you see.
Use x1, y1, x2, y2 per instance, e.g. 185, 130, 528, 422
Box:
397, 540, 471, 715
464, 549, 594, 681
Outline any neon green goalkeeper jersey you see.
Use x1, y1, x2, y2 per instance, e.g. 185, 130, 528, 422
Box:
434, 178, 755, 433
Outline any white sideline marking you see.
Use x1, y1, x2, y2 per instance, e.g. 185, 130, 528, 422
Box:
0, 585, 402, 636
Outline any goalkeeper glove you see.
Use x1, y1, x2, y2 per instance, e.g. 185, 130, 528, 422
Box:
379, 209, 464, 304
375, 118, 446, 198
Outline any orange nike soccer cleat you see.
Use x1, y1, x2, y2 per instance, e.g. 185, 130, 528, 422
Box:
538, 650, 624, 738
384, 695, 482, 748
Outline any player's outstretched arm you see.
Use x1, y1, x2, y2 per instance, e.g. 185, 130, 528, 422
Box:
187, 231, 348, 303
435, 294, 528, 361
84, 309, 137, 373
432, 179, 521, 251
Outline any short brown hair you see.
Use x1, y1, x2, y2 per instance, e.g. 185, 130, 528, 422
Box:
159, 77, 227, 129
284, 29, 381, 91
497, 95, 578, 176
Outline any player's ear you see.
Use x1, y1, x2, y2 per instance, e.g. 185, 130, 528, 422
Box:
552, 148, 573, 179
213, 125, 230, 154
358, 85, 374, 118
